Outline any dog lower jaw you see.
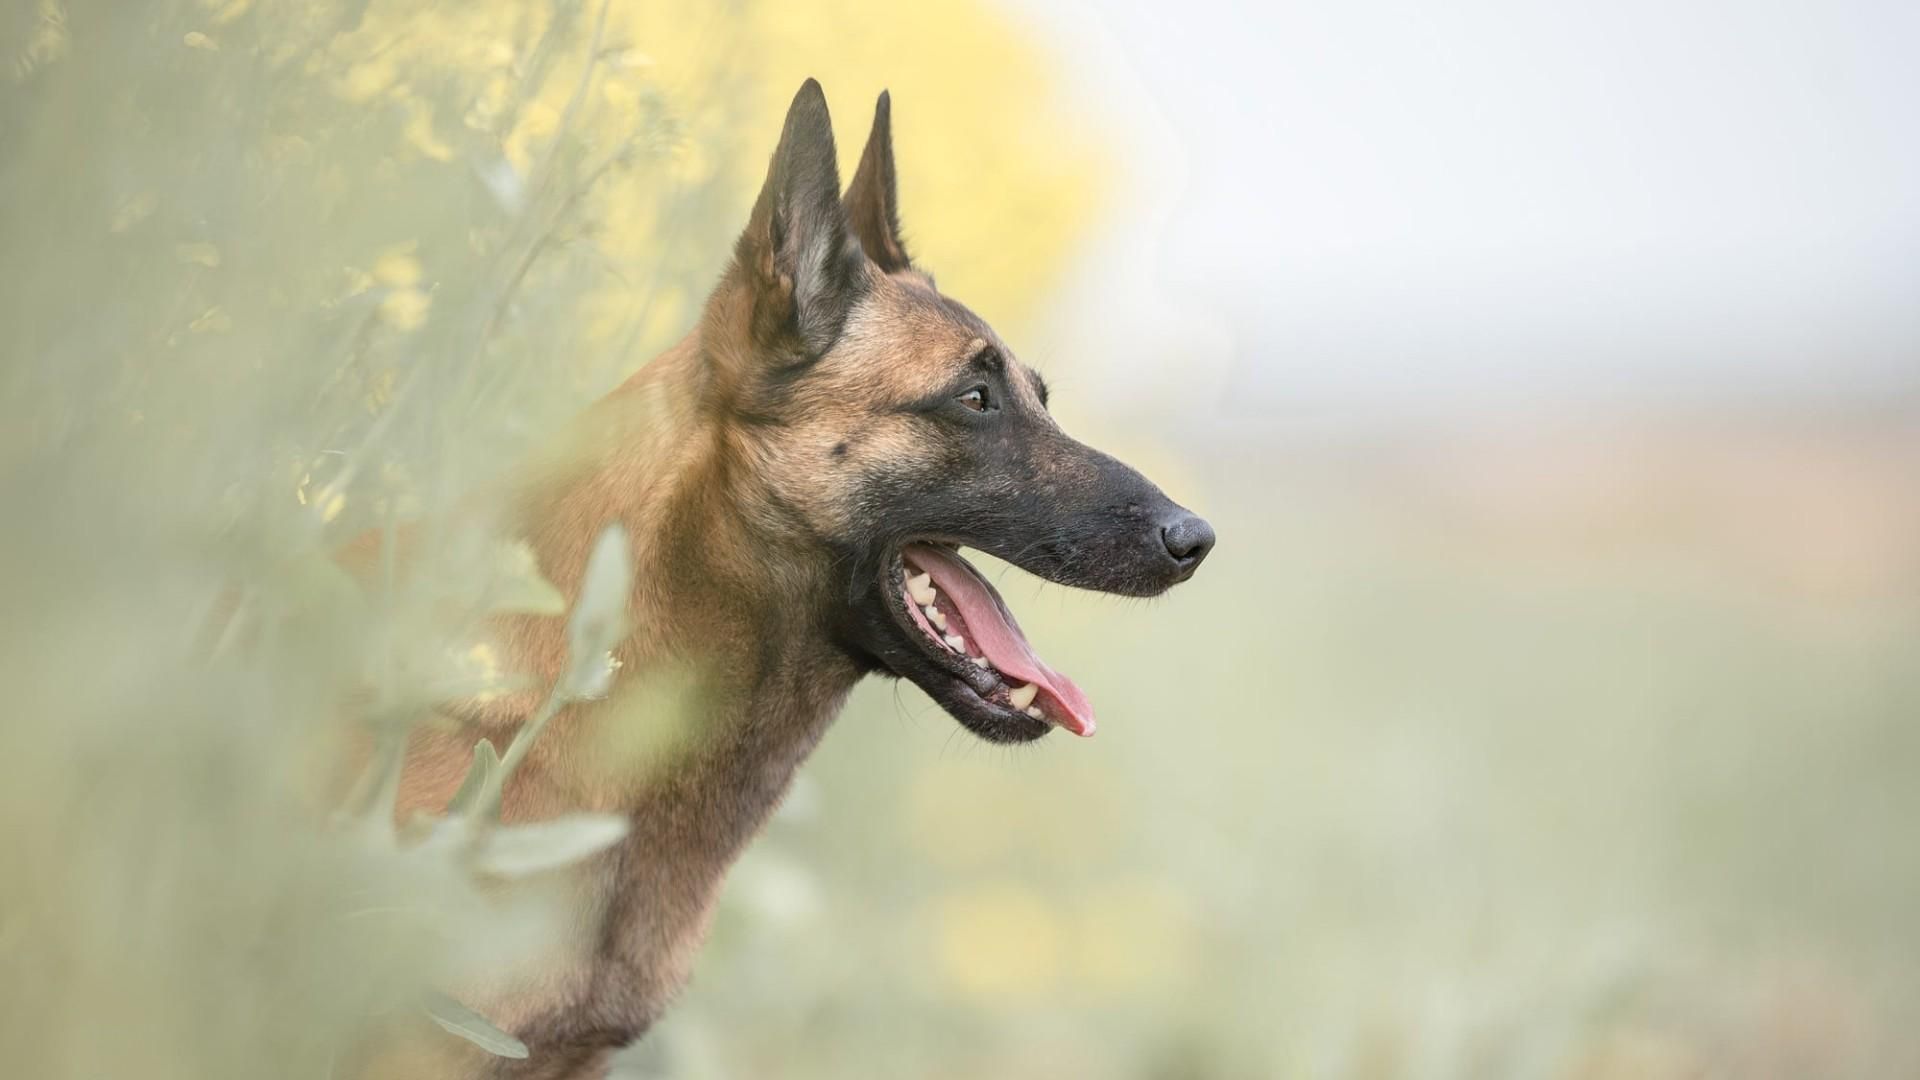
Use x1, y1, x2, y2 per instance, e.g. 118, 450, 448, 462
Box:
932, 677, 1054, 744
842, 550, 1055, 744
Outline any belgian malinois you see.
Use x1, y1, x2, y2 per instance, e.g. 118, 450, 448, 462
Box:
384, 79, 1213, 1078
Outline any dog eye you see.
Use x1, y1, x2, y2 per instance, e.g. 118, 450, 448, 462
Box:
956, 386, 991, 412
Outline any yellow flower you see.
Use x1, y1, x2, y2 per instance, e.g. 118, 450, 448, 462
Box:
401, 97, 455, 162
371, 247, 422, 288
335, 58, 396, 104
378, 287, 431, 331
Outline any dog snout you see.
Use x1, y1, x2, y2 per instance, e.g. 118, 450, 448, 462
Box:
1158, 510, 1215, 579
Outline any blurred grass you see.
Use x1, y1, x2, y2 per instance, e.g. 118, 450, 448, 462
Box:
4, 2, 1918, 1078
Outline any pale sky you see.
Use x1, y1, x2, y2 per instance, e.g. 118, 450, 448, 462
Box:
1013, 0, 1920, 420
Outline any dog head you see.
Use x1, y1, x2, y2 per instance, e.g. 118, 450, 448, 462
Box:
703, 80, 1213, 743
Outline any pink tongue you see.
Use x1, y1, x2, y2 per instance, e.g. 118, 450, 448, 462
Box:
903, 544, 1096, 737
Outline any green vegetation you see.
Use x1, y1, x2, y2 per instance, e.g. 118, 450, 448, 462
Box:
4, 3, 1916, 1078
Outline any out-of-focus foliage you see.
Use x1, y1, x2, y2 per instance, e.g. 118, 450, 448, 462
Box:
0, 1, 1096, 1077
1, 0, 1099, 519
9, 2, 1914, 1079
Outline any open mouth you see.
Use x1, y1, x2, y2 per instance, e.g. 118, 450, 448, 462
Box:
892, 542, 1096, 740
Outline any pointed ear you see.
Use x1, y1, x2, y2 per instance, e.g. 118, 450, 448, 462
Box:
736, 79, 865, 358
842, 91, 912, 274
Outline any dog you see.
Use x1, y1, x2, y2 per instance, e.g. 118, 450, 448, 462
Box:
377, 79, 1214, 1079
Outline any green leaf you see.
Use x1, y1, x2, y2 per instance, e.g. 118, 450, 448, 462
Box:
443, 739, 500, 816
478, 525, 635, 819
562, 525, 631, 698
473, 813, 629, 878
424, 992, 529, 1059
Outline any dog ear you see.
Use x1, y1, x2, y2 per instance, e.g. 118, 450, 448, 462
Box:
735, 79, 865, 359
842, 91, 912, 273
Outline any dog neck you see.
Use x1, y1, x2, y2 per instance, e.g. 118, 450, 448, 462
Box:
471, 327, 858, 806
383, 322, 864, 1055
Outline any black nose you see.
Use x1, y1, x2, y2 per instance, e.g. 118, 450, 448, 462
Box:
1159, 512, 1215, 576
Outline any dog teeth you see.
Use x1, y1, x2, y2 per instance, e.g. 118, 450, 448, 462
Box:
1008, 683, 1038, 710
942, 633, 966, 652
1025, 706, 1044, 720
906, 572, 936, 606
925, 605, 948, 631
971, 656, 990, 669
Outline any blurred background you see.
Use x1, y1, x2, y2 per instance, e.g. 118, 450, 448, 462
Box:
3, 1, 1917, 1077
